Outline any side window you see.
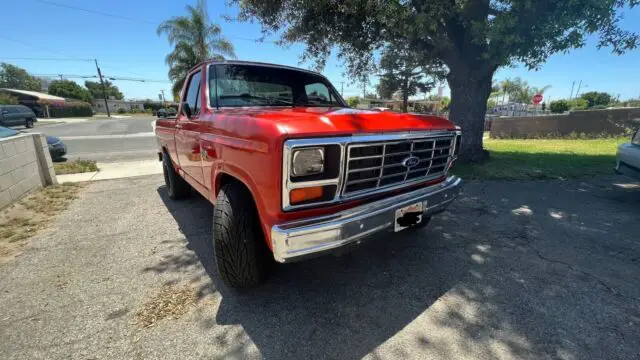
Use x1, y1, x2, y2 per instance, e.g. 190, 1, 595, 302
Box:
305, 83, 334, 105
184, 70, 202, 116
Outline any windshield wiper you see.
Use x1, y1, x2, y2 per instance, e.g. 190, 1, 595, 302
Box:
219, 93, 294, 106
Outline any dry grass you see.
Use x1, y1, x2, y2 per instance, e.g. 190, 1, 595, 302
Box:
0, 183, 82, 263
133, 285, 197, 328
53, 160, 98, 175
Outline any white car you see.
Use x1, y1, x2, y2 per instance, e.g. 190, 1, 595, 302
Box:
615, 127, 640, 181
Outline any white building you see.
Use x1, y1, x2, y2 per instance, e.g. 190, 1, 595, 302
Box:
92, 99, 145, 113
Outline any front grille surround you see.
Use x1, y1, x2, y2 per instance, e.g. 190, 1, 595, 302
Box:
282, 130, 459, 211
342, 135, 455, 197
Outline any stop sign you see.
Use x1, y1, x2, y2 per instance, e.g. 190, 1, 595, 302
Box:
533, 93, 543, 104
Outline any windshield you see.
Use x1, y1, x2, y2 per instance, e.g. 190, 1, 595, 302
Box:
0, 126, 19, 138
210, 64, 345, 108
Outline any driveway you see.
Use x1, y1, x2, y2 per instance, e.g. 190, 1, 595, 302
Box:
1, 175, 639, 359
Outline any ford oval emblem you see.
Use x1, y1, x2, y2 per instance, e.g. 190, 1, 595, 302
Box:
402, 156, 420, 168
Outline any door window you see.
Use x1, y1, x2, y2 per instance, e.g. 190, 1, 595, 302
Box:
304, 83, 337, 106
184, 70, 202, 116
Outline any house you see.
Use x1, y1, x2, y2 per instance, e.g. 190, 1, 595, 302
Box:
0, 88, 66, 118
92, 98, 145, 113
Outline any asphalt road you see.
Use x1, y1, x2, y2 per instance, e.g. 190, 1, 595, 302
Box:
26, 117, 158, 163
1, 175, 639, 359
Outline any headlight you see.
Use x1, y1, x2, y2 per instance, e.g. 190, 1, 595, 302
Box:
291, 147, 324, 177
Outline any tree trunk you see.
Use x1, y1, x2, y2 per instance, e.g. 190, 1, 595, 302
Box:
402, 80, 409, 113
447, 67, 495, 163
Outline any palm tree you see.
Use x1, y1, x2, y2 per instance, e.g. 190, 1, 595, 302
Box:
157, 0, 236, 97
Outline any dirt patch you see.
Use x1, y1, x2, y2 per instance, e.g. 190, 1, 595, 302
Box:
133, 285, 197, 329
0, 183, 83, 264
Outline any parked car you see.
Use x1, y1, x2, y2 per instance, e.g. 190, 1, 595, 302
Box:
156, 108, 177, 118
155, 60, 462, 289
0, 105, 38, 128
0, 125, 66, 160
615, 127, 640, 181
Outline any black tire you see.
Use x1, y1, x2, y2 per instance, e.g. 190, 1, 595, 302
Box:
213, 181, 270, 289
25, 118, 34, 128
162, 152, 191, 199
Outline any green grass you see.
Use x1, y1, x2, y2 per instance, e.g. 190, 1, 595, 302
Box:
53, 160, 99, 175
453, 137, 628, 180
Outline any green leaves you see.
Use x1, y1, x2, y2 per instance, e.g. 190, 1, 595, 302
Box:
157, 0, 236, 97
48, 80, 92, 103
0, 63, 43, 92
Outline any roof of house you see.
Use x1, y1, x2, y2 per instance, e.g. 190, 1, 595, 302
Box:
0, 88, 65, 101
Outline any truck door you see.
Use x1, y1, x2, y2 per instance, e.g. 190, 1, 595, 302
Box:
175, 69, 205, 185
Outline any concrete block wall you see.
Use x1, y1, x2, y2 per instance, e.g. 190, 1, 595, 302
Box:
0, 133, 57, 209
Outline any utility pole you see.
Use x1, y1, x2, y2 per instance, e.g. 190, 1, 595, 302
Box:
58, 74, 63, 80
362, 79, 366, 99
94, 59, 111, 118
340, 82, 344, 96
569, 81, 576, 100
575, 80, 583, 99
160, 90, 166, 106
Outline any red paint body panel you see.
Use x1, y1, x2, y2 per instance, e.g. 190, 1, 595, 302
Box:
155, 62, 456, 251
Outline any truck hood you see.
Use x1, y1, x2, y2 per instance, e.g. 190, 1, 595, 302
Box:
220, 107, 456, 137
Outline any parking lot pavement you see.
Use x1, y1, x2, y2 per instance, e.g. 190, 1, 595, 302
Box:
1, 175, 639, 360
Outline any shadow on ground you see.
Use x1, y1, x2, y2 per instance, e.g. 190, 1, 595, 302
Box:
151, 177, 640, 359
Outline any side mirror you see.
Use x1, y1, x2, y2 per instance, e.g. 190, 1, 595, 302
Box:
182, 102, 192, 119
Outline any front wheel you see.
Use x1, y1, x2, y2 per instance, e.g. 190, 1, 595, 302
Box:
25, 118, 34, 128
162, 152, 191, 199
213, 182, 271, 289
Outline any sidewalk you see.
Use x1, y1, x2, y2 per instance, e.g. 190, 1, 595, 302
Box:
56, 159, 162, 183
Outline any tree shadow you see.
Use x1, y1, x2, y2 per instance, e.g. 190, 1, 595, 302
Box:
149, 177, 640, 359
150, 184, 570, 360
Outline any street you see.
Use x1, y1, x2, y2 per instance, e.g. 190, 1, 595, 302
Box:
27, 117, 158, 163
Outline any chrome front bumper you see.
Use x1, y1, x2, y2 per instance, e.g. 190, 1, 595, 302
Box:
271, 176, 462, 263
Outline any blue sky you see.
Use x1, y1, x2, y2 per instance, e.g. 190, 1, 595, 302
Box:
2, 0, 640, 102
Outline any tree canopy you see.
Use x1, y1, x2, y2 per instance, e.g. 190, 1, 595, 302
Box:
236, 0, 639, 161
0, 63, 43, 92
48, 80, 93, 103
84, 80, 123, 100
157, 0, 236, 97
580, 91, 613, 108
376, 40, 445, 112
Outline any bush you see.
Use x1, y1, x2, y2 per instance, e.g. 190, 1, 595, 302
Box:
47, 101, 93, 118
145, 108, 153, 114
0, 92, 18, 104
568, 98, 588, 110
117, 108, 126, 114
550, 100, 569, 113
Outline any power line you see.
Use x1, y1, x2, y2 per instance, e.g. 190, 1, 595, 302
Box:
34, 0, 278, 44
32, 73, 171, 83
0, 57, 92, 62
35, 0, 156, 25
0, 34, 91, 61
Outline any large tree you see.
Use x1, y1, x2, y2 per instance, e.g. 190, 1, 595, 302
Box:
157, 0, 236, 98
236, 0, 639, 162
48, 80, 93, 103
84, 80, 124, 100
377, 41, 445, 112
0, 63, 43, 92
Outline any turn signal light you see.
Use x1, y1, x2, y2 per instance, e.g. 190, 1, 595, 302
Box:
290, 186, 324, 205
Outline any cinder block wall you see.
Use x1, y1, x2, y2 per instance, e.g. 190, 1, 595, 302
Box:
490, 107, 640, 138
0, 133, 57, 209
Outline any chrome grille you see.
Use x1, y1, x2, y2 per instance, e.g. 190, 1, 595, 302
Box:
343, 136, 454, 196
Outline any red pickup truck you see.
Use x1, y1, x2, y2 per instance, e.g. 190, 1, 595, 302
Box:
155, 60, 462, 289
